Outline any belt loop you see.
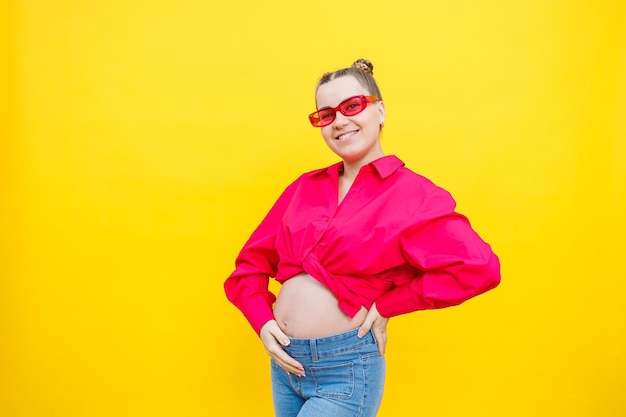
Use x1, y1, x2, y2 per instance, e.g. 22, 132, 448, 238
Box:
310, 338, 318, 363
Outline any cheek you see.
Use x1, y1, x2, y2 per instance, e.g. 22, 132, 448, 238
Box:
359, 113, 381, 132
320, 127, 335, 143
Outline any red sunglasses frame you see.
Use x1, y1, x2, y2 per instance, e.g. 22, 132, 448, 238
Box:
308, 95, 379, 127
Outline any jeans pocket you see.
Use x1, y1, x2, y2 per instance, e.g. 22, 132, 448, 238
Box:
360, 351, 381, 360
309, 362, 355, 400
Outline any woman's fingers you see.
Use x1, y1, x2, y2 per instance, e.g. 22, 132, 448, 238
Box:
270, 344, 305, 376
358, 310, 376, 338
271, 348, 305, 376
371, 321, 388, 356
260, 320, 305, 376
358, 303, 389, 356
358, 302, 382, 338
261, 320, 289, 346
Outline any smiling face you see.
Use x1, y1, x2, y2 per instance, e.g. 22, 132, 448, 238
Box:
315, 76, 386, 169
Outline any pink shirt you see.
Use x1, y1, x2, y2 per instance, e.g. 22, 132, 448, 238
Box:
225, 155, 500, 335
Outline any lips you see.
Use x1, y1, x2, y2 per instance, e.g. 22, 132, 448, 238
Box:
335, 130, 359, 140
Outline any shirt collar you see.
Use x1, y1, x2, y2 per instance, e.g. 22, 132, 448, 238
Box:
317, 155, 405, 179
368, 155, 405, 178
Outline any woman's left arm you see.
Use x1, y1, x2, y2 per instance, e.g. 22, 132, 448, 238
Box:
375, 186, 501, 319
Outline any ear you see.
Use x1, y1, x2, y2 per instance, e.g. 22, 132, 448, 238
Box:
377, 101, 386, 126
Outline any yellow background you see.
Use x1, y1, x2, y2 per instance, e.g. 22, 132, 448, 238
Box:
2, 1, 625, 416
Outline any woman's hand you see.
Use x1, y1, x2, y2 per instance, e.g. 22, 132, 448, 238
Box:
259, 320, 305, 377
357, 303, 389, 356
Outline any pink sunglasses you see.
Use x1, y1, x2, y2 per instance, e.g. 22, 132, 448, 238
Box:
309, 95, 379, 127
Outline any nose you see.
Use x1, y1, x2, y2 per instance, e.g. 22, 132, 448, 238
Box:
332, 111, 349, 128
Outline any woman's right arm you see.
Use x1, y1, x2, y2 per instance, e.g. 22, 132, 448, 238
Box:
224, 178, 301, 334
224, 178, 305, 375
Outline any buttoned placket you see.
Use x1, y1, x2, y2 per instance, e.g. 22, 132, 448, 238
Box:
302, 168, 369, 262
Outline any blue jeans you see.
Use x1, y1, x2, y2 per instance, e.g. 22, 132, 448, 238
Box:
270, 328, 386, 417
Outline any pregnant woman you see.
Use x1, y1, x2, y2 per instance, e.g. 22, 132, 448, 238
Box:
224, 58, 501, 417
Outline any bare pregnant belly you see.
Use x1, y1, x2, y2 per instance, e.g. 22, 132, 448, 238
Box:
273, 273, 368, 338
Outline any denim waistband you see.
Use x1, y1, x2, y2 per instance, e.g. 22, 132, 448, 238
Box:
283, 328, 376, 361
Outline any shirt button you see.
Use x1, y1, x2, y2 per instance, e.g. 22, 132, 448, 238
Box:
325, 216, 330, 222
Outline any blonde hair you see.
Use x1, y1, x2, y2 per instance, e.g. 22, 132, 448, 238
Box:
316, 59, 383, 101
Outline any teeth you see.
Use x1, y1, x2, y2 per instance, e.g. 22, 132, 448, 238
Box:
337, 131, 357, 140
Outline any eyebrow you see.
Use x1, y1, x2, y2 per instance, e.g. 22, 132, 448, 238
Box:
317, 95, 359, 111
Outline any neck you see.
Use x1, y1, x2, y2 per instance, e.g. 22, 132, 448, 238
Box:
341, 150, 385, 179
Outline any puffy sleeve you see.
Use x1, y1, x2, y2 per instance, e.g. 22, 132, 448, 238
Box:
375, 185, 500, 318
224, 178, 300, 335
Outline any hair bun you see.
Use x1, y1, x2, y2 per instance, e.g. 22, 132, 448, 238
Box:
352, 59, 374, 75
